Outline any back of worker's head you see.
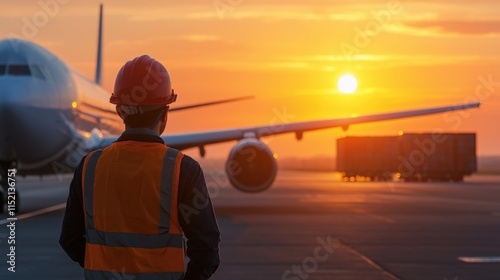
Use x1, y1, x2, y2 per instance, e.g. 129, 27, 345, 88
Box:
110, 55, 177, 132
116, 105, 167, 128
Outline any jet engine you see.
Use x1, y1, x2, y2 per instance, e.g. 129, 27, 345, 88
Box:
225, 138, 277, 193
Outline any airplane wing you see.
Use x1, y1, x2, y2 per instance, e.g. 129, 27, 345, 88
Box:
169, 96, 253, 112
97, 102, 480, 150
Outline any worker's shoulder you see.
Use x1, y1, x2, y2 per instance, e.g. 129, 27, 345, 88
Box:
180, 153, 202, 171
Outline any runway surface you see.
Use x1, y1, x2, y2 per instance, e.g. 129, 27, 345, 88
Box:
1, 170, 500, 280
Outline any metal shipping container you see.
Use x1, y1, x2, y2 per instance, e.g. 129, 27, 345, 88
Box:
337, 133, 477, 182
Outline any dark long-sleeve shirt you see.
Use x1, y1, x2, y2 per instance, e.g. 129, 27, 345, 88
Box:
59, 132, 220, 279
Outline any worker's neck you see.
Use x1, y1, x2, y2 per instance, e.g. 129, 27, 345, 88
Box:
124, 126, 161, 136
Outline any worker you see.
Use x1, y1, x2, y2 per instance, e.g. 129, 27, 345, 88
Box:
59, 55, 220, 280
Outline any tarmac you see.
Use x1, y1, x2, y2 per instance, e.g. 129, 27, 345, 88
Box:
1, 170, 499, 280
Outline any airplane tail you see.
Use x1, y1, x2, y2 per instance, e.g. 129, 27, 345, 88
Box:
95, 4, 103, 85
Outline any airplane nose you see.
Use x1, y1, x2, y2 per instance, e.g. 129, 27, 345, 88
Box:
0, 80, 27, 106
0, 39, 76, 167
0, 75, 75, 166
0, 81, 25, 161
0, 99, 15, 161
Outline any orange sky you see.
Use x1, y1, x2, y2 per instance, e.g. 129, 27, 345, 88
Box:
2, 0, 499, 159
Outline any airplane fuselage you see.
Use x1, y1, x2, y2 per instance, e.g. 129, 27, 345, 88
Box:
0, 39, 122, 175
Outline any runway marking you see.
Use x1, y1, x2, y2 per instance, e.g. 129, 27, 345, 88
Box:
0, 203, 66, 225
458, 256, 500, 263
342, 242, 402, 280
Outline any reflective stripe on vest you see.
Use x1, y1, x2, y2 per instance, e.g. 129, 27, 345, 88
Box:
82, 143, 184, 279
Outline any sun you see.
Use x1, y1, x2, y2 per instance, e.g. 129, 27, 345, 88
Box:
337, 74, 358, 94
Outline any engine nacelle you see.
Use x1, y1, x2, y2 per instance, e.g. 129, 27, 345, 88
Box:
225, 138, 277, 193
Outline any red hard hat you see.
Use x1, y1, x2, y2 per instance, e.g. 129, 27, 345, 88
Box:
110, 55, 177, 105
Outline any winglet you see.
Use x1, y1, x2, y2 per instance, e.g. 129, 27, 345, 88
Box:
95, 4, 103, 85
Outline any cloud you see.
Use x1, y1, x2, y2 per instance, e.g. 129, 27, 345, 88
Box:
403, 20, 500, 36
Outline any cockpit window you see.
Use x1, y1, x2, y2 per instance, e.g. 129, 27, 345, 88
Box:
8, 65, 31, 76
1, 64, 50, 80
31, 65, 47, 80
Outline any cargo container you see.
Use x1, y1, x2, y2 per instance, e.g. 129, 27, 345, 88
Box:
336, 133, 476, 182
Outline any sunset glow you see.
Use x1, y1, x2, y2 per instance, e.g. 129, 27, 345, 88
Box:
1, 0, 498, 157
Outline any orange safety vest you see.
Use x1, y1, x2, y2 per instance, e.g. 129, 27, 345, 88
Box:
81, 141, 185, 280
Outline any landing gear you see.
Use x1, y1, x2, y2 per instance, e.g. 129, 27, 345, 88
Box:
0, 161, 18, 214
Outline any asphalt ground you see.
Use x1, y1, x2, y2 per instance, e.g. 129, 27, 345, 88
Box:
1, 170, 499, 280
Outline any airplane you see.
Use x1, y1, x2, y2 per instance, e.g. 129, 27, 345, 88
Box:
0, 5, 480, 212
